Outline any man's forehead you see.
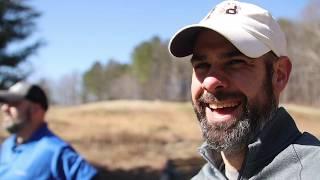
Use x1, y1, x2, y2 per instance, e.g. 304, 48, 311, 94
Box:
2, 100, 28, 107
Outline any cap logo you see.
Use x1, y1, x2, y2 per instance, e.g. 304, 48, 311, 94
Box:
226, 5, 238, 14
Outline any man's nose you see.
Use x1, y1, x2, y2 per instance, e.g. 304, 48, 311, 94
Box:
0, 104, 10, 113
201, 73, 227, 92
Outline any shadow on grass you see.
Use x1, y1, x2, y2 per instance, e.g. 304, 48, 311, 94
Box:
94, 165, 161, 180
93, 157, 205, 180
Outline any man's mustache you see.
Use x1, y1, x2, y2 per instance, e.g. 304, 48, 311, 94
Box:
198, 91, 245, 104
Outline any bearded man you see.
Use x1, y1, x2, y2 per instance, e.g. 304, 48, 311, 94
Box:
168, 0, 320, 179
0, 81, 98, 179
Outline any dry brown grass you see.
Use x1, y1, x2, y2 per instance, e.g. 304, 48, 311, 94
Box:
47, 100, 202, 170
284, 104, 320, 137
1, 101, 319, 170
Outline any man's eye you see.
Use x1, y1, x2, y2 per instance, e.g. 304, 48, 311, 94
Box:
194, 63, 210, 70
228, 59, 246, 66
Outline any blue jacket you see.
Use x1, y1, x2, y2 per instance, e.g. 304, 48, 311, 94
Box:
192, 107, 320, 180
0, 123, 97, 180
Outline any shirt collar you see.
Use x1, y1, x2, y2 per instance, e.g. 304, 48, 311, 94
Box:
25, 123, 50, 143
9, 123, 50, 152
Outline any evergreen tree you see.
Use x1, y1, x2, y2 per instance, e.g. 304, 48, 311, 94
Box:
0, 0, 41, 88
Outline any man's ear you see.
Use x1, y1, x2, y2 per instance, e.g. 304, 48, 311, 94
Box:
272, 56, 292, 94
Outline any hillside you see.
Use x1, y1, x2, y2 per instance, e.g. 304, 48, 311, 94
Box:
47, 100, 202, 170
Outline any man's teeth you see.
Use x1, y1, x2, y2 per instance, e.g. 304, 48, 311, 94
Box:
209, 102, 239, 109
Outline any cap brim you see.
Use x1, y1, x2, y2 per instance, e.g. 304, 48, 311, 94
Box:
0, 92, 24, 103
169, 17, 270, 58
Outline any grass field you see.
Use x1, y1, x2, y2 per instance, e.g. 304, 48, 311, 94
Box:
1, 100, 320, 171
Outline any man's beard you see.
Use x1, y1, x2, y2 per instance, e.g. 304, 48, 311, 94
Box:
3, 119, 26, 134
2, 107, 31, 134
193, 74, 277, 153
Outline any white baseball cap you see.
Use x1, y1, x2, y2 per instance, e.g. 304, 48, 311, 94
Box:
169, 0, 288, 58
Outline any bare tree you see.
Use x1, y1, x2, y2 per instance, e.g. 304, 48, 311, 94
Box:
279, 0, 320, 106
54, 71, 82, 105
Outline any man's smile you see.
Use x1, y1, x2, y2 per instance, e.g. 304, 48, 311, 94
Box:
205, 100, 242, 123
208, 101, 240, 110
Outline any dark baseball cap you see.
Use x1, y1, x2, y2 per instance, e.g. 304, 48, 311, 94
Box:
0, 81, 48, 111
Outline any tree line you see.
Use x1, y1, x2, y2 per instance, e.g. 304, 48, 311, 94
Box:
1, 0, 319, 106
72, 37, 192, 103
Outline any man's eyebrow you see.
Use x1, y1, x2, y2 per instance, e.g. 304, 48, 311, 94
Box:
190, 54, 206, 64
218, 49, 246, 59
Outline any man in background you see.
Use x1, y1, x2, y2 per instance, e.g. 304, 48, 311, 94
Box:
0, 81, 98, 179
169, 0, 320, 179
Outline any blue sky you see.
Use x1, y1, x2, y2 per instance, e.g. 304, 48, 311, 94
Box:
27, 0, 308, 81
